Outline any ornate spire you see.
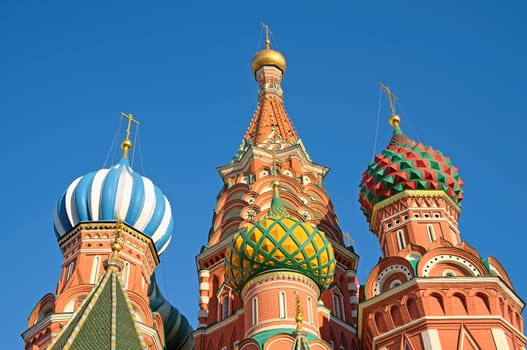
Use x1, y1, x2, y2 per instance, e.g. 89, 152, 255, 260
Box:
262, 22, 271, 49
294, 293, 304, 333
379, 82, 401, 130
291, 293, 312, 349
104, 218, 125, 272
251, 23, 286, 75
234, 29, 299, 156
268, 152, 288, 218
120, 112, 140, 159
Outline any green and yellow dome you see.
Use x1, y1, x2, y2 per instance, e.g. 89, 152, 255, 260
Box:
224, 183, 335, 293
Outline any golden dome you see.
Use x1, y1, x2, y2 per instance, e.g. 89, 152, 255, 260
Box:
251, 46, 286, 75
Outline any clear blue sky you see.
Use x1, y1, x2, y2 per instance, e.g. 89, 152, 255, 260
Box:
2, 1, 526, 347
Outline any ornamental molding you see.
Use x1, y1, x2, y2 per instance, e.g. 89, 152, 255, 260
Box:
240, 270, 320, 299
421, 254, 481, 277
373, 264, 413, 296
371, 190, 460, 226
370, 315, 527, 346
58, 222, 159, 265
359, 276, 524, 311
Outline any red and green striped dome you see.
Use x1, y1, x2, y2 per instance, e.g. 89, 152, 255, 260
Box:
359, 125, 463, 221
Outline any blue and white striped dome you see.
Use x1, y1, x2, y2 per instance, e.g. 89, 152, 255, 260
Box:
54, 157, 173, 255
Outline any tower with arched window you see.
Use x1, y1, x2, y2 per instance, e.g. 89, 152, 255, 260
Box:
357, 95, 526, 349
193, 29, 360, 349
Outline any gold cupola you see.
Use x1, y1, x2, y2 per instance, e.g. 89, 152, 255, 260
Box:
251, 24, 286, 75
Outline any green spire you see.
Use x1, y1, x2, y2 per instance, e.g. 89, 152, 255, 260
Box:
268, 181, 288, 218
268, 152, 288, 218
49, 272, 146, 350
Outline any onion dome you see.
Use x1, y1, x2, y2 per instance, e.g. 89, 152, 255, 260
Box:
225, 181, 335, 293
54, 114, 174, 255
148, 273, 194, 350
359, 115, 464, 221
251, 25, 286, 75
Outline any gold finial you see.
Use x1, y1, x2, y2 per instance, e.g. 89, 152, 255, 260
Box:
262, 22, 271, 49
111, 217, 124, 260
271, 151, 280, 194
379, 82, 401, 129
295, 293, 303, 332
120, 112, 140, 159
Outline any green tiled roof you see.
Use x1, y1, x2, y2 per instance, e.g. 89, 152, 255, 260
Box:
50, 270, 146, 350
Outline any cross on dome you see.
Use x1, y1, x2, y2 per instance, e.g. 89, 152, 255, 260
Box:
119, 112, 140, 159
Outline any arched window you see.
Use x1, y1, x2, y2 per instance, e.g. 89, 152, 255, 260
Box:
396, 230, 406, 251
122, 261, 130, 290
279, 292, 286, 319
66, 260, 75, 282
89, 256, 101, 284
307, 296, 313, 324
221, 293, 230, 319
427, 224, 436, 242
252, 297, 258, 326
332, 292, 343, 319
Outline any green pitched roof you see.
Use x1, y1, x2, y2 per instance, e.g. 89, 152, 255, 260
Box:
50, 269, 146, 350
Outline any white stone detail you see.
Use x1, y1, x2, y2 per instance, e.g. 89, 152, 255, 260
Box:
348, 282, 358, 291
422, 254, 481, 277
199, 296, 209, 304
491, 328, 510, 350
199, 269, 210, 278
422, 329, 442, 350
373, 265, 412, 296
199, 282, 210, 291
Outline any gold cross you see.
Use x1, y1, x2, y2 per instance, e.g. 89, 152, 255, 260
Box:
343, 232, 355, 246
120, 112, 140, 142
111, 216, 124, 259
379, 82, 397, 117
295, 293, 303, 331
261, 22, 272, 48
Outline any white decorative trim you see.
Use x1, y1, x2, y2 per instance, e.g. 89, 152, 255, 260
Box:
373, 265, 412, 296
422, 329, 442, 350
491, 328, 510, 350
199, 282, 210, 291
199, 296, 209, 304
422, 254, 481, 277
199, 269, 210, 278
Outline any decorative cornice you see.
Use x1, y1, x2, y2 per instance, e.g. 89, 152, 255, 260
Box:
22, 313, 72, 341
371, 315, 527, 346
359, 276, 525, 310
58, 222, 160, 265
241, 270, 320, 299
371, 190, 460, 227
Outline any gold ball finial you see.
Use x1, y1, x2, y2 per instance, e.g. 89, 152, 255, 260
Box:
389, 115, 401, 129
251, 23, 286, 75
121, 139, 132, 150
112, 241, 122, 252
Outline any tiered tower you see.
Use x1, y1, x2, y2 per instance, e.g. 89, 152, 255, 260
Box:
357, 86, 526, 349
22, 114, 193, 350
193, 27, 360, 349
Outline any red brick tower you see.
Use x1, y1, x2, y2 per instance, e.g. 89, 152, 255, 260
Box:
22, 115, 193, 350
357, 85, 526, 349
193, 27, 360, 349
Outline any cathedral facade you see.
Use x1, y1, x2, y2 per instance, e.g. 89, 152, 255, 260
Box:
22, 33, 526, 350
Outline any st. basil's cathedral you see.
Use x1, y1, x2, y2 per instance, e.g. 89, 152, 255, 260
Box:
22, 29, 526, 350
